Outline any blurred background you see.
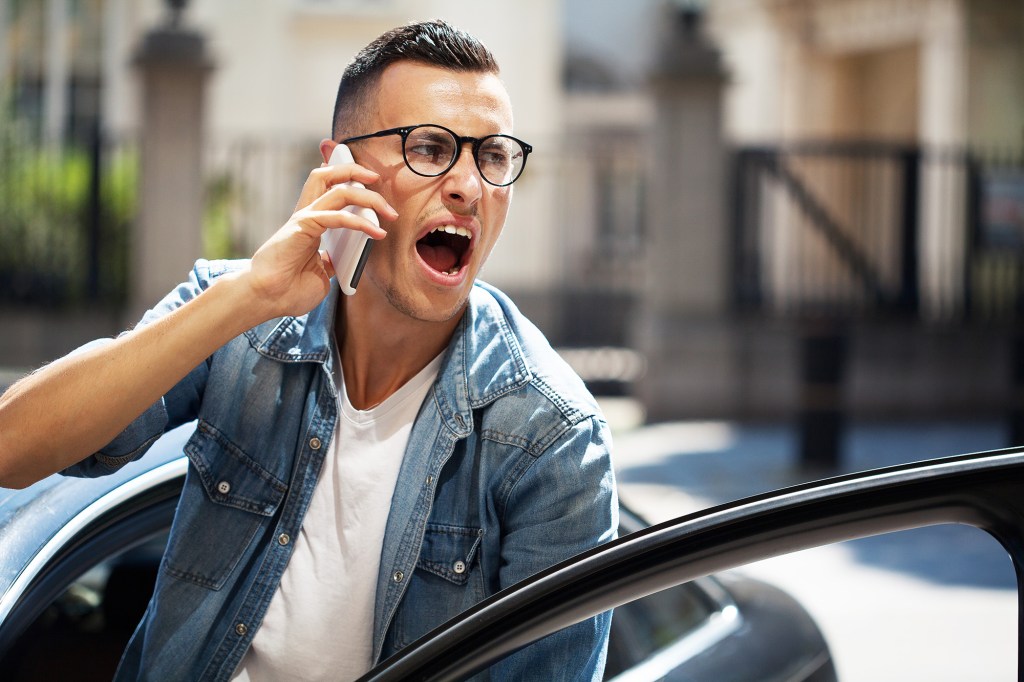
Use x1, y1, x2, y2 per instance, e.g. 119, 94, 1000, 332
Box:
1, 0, 1022, 678
2, 0, 1024, 438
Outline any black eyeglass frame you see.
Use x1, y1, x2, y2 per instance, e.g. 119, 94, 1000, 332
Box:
340, 124, 533, 187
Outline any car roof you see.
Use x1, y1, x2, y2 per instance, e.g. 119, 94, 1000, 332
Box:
0, 423, 193, 601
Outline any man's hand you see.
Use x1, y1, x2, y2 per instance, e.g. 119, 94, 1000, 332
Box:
244, 162, 396, 320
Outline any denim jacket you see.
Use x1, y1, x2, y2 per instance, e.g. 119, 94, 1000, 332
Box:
66, 260, 618, 681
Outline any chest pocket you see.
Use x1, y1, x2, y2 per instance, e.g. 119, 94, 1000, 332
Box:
416, 523, 484, 585
162, 420, 288, 590
391, 523, 485, 649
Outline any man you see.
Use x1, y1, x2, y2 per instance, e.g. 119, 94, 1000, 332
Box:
0, 20, 617, 681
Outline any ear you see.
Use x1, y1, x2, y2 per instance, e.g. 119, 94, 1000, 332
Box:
319, 139, 338, 165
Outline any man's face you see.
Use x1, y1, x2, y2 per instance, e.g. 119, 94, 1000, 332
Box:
333, 61, 515, 324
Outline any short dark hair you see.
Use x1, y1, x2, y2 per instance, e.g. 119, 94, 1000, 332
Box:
331, 20, 500, 140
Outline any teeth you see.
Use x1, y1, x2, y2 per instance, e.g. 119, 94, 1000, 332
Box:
430, 226, 472, 239
444, 266, 462, 275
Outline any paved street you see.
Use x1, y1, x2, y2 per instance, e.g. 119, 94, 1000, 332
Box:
610, 414, 1017, 681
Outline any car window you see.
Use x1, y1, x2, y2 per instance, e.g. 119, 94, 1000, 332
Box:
739, 523, 1017, 681
604, 579, 714, 677
598, 504, 724, 677
0, 533, 168, 681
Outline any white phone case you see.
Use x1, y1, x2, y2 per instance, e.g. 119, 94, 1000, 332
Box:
321, 144, 378, 295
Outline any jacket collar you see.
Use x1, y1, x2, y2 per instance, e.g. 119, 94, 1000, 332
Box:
247, 280, 340, 365
247, 280, 533, 431
432, 283, 532, 437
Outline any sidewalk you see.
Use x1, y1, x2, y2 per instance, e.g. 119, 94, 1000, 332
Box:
611, 416, 1012, 513
611, 415, 1017, 682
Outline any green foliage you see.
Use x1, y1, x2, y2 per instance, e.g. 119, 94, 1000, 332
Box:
203, 171, 247, 260
0, 114, 137, 306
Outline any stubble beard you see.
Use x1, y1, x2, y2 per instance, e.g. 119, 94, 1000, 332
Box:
381, 280, 469, 325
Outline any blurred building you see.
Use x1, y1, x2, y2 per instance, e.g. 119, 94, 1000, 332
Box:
559, 0, 1024, 429
3, 0, 1024, 429
561, 0, 1024, 320
710, 0, 1024, 320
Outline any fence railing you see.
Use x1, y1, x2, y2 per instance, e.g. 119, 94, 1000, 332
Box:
732, 142, 1024, 323
964, 152, 1024, 322
0, 125, 136, 307
202, 138, 322, 259
0, 133, 319, 309
5, 131, 1022, 330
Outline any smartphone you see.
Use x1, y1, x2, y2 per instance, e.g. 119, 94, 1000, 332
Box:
321, 143, 378, 295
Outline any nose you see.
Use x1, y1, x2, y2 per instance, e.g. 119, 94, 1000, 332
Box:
441, 143, 483, 209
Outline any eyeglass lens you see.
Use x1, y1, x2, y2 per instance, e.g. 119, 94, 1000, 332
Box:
404, 126, 526, 186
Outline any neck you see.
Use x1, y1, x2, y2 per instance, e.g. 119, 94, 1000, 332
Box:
336, 292, 463, 411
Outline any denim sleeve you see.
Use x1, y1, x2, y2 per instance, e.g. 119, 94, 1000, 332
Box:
61, 260, 224, 477
491, 415, 618, 681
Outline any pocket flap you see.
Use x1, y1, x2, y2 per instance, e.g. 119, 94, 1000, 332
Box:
184, 420, 287, 516
416, 523, 484, 585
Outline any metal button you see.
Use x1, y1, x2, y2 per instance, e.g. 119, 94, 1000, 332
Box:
278, 533, 290, 546
425, 476, 433, 486
235, 623, 248, 636
454, 414, 465, 428
309, 437, 322, 450
453, 560, 466, 574
217, 481, 231, 495
393, 570, 404, 583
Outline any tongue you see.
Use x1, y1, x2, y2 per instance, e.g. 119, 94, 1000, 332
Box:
417, 243, 458, 273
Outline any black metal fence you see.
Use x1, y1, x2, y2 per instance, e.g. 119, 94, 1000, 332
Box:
0, 131, 318, 309
6, 132, 1022, 327
732, 143, 1024, 323
964, 151, 1024, 322
0, 124, 135, 307
731, 142, 1024, 465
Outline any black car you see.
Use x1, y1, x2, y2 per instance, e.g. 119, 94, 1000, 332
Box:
0, 422, 846, 680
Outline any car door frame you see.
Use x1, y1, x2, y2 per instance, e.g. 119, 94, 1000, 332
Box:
356, 447, 1024, 681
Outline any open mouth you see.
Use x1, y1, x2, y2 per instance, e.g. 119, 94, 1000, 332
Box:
416, 226, 473, 276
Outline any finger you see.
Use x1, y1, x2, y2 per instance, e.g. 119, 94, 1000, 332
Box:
324, 164, 382, 189
294, 164, 381, 211
300, 210, 388, 239
310, 185, 398, 220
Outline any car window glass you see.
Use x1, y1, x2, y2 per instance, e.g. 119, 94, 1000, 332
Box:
739, 524, 1017, 681
1, 533, 168, 682
603, 580, 714, 677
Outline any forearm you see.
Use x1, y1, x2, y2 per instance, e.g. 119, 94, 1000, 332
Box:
0, 270, 273, 488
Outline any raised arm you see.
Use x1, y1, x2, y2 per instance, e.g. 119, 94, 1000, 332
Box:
0, 162, 395, 489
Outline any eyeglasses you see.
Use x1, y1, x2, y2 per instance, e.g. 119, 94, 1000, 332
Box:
341, 124, 533, 187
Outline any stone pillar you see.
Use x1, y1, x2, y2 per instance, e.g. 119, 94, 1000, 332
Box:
918, 0, 968, 320
129, 8, 213, 319
43, 0, 70, 152
632, 3, 731, 421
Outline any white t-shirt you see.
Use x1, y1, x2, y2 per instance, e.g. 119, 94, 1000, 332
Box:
232, 352, 442, 682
